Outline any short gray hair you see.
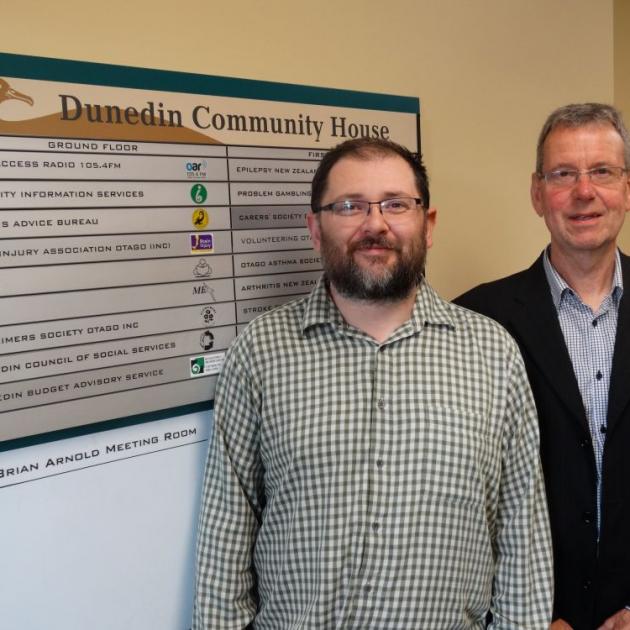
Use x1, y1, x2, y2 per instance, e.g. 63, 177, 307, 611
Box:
535, 103, 630, 173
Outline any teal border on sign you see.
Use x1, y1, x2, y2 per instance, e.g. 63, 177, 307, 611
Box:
0, 52, 419, 114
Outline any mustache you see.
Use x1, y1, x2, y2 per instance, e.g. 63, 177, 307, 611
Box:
349, 236, 398, 253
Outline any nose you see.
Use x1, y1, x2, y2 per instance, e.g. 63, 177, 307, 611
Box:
360, 202, 390, 233
573, 172, 597, 199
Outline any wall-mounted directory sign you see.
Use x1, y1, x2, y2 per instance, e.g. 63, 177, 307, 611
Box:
0, 53, 420, 444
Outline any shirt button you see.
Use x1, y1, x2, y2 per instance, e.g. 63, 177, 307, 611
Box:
592, 320, 598, 327
376, 398, 385, 410
372, 522, 380, 532
580, 437, 590, 448
376, 458, 384, 469
364, 584, 372, 594
583, 580, 592, 591
582, 511, 594, 524
596, 370, 603, 381
600, 425, 607, 434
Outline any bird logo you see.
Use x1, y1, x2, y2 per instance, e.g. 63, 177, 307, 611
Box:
0, 78, 34, 109
192, 208, 209, 229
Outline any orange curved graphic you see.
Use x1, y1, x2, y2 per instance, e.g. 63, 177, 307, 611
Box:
0, 78, 221, 144
0, 111, 221, 144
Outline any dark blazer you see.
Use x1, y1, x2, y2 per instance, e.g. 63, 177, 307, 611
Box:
455, 252, 630, 630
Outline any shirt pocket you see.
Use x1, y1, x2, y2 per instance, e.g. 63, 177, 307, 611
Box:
397, 403, 495, 510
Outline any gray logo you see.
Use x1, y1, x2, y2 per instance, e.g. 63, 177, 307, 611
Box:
200, 330, 214, 351
192, 283, 216, 301
201, 306, 216, 324
193, 258, 212, 278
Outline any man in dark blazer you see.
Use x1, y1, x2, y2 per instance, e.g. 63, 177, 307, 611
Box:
456, 103, 630, 630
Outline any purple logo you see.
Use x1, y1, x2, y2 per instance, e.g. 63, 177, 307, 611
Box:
190, 232, 214, 254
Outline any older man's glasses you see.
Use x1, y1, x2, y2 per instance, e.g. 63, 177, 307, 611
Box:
540, 166, 628, 189
314, 197, 423, 220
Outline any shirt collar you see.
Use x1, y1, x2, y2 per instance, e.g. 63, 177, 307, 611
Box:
543, 246, 624, 309
300, 276, 346, 332
301, 274, 456, 337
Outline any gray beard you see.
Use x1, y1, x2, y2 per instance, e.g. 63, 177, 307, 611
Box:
320, 231, 427, 303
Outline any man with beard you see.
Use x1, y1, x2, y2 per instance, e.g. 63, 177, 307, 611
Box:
194, 138, 553, 629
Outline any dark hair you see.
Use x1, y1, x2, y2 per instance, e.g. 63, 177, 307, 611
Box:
536, 102, 630, 173
311, 137, 430, 211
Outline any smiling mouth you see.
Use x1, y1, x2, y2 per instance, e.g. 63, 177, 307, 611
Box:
569, 213, 602, 221
357, 245, 392, 252
354, 245, 396, 261
351, 237, 396, 253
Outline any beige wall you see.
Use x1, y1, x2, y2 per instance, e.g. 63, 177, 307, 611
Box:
615, 0, 630, 253
615, 0, 630, 128
2, 0, 615, 298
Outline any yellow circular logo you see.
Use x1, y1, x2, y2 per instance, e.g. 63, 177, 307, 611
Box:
192, 208, 209, 229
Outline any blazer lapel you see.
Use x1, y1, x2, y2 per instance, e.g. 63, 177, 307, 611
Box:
606, 253, 630, 435
509, 256, 588, 430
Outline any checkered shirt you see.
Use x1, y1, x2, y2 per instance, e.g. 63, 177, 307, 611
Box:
194, 277, 553, 629
543, 248, 623, 533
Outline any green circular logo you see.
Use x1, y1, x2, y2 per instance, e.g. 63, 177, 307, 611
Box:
190, 184, 208, 204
